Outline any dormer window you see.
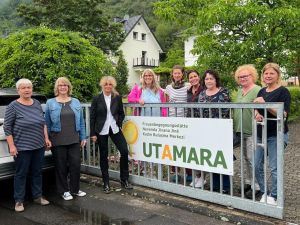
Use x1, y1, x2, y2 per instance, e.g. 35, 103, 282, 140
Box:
141, 33, 146, 41
133, 32, 138, 40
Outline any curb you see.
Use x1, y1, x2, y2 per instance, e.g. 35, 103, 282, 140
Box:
80, 174, 288, 225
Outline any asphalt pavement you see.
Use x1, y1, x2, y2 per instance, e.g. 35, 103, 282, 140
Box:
0, 176, 232, 225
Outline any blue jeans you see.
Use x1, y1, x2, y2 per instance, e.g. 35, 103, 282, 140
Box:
14, 147, 45, 203
254, 133, 288, 199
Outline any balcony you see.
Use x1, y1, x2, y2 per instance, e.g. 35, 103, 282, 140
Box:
132, 57, 159, 68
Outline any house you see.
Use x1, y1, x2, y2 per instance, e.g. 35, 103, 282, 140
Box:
118, 15, 163, 87
184, 36, 198, 67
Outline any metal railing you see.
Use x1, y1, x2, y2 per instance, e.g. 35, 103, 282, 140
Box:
80, 102, 285, 219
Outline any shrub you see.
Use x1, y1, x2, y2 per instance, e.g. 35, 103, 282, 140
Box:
0, 26, 113, 102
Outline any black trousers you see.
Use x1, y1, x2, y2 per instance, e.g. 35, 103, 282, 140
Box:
97, 128, 129, 183
51, 143, 81, 194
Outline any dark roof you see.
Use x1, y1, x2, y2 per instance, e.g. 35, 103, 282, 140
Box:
121, 15, 163, 51
0, 88, 44, 97
123, 15, 142, 37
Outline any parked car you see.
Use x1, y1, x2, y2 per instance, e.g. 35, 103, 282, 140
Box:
0, 88, 54, 180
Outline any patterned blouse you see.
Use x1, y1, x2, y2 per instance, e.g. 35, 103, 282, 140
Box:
198, 87, 230, 118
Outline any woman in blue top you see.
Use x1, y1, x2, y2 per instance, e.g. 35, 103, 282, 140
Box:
45, 77, 86, 201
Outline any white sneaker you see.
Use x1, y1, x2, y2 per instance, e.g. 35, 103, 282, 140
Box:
195, 177, 207, 188
266, 196, 277, 205
73, 190, 86, 197
189, 177, 199, 187
260, 193, 268, 203
62, 192, 73, 201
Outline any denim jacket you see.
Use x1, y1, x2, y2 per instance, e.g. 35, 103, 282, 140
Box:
45, 97, 86, 141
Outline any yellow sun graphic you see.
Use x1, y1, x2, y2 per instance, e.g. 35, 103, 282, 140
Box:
122, 120, 139, 157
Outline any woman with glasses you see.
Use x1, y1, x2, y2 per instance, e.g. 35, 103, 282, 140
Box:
233, 65, 261, 199
128, 69, 166, 117
45, 77, 87, 201
90, 76, 132, 194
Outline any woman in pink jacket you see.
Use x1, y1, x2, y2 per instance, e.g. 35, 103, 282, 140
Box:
128, 69, 166, 117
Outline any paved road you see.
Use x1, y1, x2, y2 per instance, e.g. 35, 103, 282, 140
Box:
0, 176, 232, 225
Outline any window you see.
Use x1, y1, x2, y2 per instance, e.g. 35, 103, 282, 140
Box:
141, 33, 146, 41
133, 32, 138, 40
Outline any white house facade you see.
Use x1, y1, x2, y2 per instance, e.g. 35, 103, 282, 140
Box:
119, 15, 163, 87
184, 36, 198, 67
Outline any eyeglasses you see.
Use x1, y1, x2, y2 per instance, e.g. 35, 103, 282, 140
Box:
58, 84, 68, 87
238, 75, 250, 79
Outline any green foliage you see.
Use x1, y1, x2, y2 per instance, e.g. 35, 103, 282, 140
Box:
154, 0, 300, 81
0, 27, 113, 102
115, 51, 129, 97
0, 0, 29, 37
17, 0, 124, 52
288, 87, 300, 121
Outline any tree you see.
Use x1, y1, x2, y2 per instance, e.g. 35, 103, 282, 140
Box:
0, 27, 113, 102
154, 0, 300, 81
115, 51, 129, 96
17, 0, 124, 53
0, 0, 29, 37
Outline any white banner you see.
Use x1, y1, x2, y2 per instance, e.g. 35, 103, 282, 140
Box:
122, 116, 233, 175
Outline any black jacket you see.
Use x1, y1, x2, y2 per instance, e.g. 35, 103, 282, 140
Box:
90, 92, 125, 136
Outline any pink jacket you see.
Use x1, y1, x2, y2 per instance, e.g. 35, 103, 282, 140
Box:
127, 85, 167, 116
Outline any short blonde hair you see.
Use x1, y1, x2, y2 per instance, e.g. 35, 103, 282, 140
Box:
234, 64, 258, 84
16, 78, 32, 89
99, 76, 119, 96
54, 77, 73, 96
261, 63, 281, 85
141, 69, 160, 93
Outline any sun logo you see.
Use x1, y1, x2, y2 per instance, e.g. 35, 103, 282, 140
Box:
122, 120, 138, 157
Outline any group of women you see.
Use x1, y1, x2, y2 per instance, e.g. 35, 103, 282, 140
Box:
4, 76, 132, 212
128, 63, 291, 204
3, 62, 290, 212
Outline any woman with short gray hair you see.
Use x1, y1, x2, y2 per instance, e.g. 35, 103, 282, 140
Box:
4, 78, 51, 212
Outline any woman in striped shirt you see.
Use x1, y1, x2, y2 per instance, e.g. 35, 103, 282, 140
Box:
165, 65, 190, 117
4, 79, 51, 212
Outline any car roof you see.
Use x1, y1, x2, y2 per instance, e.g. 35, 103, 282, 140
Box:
0, 88, 45, 97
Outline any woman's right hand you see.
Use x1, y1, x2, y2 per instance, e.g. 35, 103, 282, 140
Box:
138, 99, 145, 105
91, 136, 97, 143
9, 145, 18, 157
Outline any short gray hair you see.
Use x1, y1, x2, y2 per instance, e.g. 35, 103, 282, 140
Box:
16, 78, 32, 89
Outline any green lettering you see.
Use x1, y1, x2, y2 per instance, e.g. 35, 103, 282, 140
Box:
143, 142, 152, 157
214, 151, 227, 169
187, 147, 199, 164
152, 143, 162, 159
200, 148, 213, 167
173, 145, 186, 162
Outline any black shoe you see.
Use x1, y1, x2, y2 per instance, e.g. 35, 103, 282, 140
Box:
245, 189, 262, 199
103, 183, 111, 194
120, 180, 133, 189
239, 184, 252, 194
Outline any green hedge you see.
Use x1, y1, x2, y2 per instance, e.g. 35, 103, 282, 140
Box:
288, 87, 300, 122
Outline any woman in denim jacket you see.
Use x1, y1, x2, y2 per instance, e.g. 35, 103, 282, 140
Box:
45, 77, 86, 201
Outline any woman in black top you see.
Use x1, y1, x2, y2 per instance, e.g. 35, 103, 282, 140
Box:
90, 76, 132, 193
254, 63, 291, 205
186, 70, 206, 188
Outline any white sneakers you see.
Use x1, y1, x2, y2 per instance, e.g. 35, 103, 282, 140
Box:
189, 177, 207, 188
62, 192, 73, 201
62, 190, 87, 200
15, 202, 24, 212
73, 190, 87, 197
259, 193, 277, 205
